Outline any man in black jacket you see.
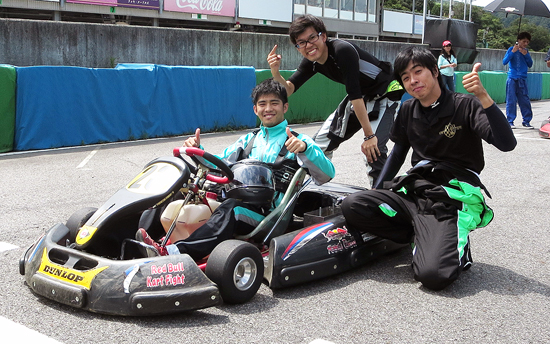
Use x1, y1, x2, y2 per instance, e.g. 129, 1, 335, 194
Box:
341, 46, 516, 290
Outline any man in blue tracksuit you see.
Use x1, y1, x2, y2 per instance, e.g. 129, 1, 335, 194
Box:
503, 31, 534, 129
136, 78, 335, 259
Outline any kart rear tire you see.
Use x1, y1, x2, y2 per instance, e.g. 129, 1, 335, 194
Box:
66, 207, 98, 243
205, 240, 264, 304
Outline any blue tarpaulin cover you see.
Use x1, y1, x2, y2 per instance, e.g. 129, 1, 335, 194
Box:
15, 64, 257, 151
527, 72, 542, 101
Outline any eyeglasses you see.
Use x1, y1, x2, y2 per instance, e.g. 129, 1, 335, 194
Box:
295, 32, 322, 49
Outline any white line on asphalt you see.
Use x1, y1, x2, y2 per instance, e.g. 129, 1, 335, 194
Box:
77, 148, 99, 168
517, 136, 547, 140
0, 316, 63, 343
0, 242, 18, 252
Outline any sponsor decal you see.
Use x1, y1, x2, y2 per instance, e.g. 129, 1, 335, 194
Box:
124, 262, 150, 294
153, 191, 175, 208
387, 80, 404, 93
322, 227, 351, 242
324, 227, 357, 255
439, 123, 462, 138
327, 238, 357, 254
361, 232, 376, 242
38, 248, 108, 289
27, 235, 46, 263
281, 222, 333, 261
146, 262, 186, 288
75, 225, 98, 246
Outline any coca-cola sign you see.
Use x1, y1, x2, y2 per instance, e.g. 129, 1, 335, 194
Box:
164, 0, 236, 17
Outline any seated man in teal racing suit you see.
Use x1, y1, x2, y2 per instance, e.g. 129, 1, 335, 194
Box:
136, 78, 335, 259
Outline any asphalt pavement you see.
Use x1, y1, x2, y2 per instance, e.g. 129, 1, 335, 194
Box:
0, 100, 549, 344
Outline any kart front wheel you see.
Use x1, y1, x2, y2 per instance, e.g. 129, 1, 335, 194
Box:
205, 240, 264, 304
66, 207, 98, 243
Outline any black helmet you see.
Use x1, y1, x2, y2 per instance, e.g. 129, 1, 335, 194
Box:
225, 159, 275, 207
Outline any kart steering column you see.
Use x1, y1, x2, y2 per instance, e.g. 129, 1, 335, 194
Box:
160, 168, 205, 247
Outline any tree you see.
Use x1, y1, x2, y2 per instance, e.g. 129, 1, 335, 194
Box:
503, 19, 550, 52
383, 0, 438, 14
476, 12, 507, 49
382, 1, 550, 52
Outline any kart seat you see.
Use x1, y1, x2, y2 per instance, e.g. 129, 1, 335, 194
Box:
235, 167, 307, 244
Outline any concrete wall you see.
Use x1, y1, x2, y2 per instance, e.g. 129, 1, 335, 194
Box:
1, 18, 549, 72
0, 19, 295, 68
456, 48, 550, 73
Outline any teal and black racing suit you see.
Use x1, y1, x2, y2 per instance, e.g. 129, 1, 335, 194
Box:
167, 120, 335, 260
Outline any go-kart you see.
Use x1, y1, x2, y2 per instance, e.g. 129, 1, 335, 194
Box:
20, 147, 405, 316
540, 117, 550, 139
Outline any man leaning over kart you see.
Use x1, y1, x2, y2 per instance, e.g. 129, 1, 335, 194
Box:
341, 46, 517, 290
136, 78, 335, 259
267, 14, 404, 187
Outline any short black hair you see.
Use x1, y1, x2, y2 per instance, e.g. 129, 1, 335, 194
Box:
288, 14, 327, 45
252, 78, 288, 105
517, 31, 531, 41
393, 46, 443, 88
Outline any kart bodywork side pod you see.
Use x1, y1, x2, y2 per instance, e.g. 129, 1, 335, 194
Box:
264, 215, 407, 289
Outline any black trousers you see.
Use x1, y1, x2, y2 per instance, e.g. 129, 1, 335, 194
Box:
313, 97, 399, 184
341, 187, 472, 291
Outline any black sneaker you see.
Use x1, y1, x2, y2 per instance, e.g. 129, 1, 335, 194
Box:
522, 123, 534, 129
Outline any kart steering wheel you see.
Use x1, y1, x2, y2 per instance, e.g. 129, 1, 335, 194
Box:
173, 146, 233, 184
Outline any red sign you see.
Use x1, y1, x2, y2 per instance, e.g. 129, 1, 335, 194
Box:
164, 0, 236, 17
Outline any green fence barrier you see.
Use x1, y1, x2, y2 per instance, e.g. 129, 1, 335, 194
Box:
256, 70, 346, 125
456, 71, 550, 103
542, 73, 550, 100
0, 65, 16, 153
455, 71, 508, 104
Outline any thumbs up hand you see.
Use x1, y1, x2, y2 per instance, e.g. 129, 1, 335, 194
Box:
462, 63, 482, 93
285, 127, 307, 154
462, 63, 493, 108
